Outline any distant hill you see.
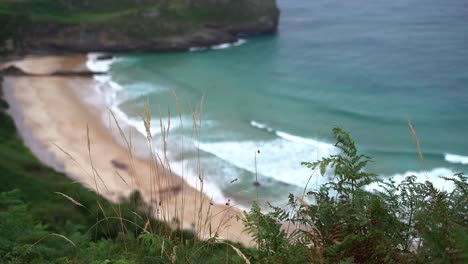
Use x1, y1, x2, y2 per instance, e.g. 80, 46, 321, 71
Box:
0, 0, 279, 53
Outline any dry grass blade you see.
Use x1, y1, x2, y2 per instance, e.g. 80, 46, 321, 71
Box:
171, 89, 182, 120
217, 241, 251, 264
406, 116, 429, 180
97, 199, 108, 220
114, 170, 130, 187
54, 192, 85, 207
53, 143, 95, 182
199, 95, 204, 126
32, 233, 77, 249
132, 211, 144, 220
50, 233, 77, 248
87, 124, 91, 153
167, 106, 171, 137
143, 219, 150, 233
138, 98, 153, 140
296, 195, 310, 208
189, 102, 198, 136
406, 116, 423, 162
52, 143, 75, 161
92, 166, 110, 192
109, 109, 131, 149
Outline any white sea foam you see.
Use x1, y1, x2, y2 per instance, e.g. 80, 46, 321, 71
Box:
198, 131, 337, 188
199, 135, 459, 193
189, 47, 209, 52
366, 167, 457, 192
86, 53, 115, 72
250, 120, 333, 147
211, 39, 247, 49
127, 115, 194, 137
190, 39, 247, 52
250, 120, 267, 129
211, 43, 232, 50
85, 53, 229, 204
117, 82, 167, 103
276, 131, 333, 148
250, 120, 273, 132
444, 153, 468, 165
220, 120, 462, 193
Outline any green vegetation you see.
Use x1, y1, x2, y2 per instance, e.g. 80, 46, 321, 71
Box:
0, 81, 466, 262
242, 128, 467, 263
0, 0, 264, 24
0, 0, 277, 52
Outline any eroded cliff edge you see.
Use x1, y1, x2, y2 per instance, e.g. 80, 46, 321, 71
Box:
1, 0, 279, 53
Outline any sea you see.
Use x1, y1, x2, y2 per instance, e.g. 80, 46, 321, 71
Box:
86, 0, 468, 208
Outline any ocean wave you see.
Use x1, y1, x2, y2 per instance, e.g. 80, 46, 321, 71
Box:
168, 158, 231, 207
127, 115, 195, 137
276, 131, 332, 147
250, 120, 273, 132
444, 153, 468, 165
250, 120, 333, 147
198, 124, 337, 188
366, 167, 457, 192
118, 82, 167, 103
210, 120, 462, 193
87, 54, 172, 136
198, 136, 459, 192
189, 39, 247, 52
85, 54, 229, 204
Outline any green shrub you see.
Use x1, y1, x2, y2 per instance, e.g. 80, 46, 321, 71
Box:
242, 128, 467, 263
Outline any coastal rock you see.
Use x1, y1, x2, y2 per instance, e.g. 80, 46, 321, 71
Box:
96, 54, 114, 60
0, 76, 8, 110
0, 64, 104, 77
15, 0, 279, 53
0, 65, 27, 76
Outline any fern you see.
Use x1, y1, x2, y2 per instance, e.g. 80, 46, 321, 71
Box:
244, 128, 467, 263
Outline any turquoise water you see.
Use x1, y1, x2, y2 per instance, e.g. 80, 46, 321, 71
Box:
104, 0, 468, 207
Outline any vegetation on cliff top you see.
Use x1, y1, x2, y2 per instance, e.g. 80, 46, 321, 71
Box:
0, 0, 276, 23
0, 0, 279, 53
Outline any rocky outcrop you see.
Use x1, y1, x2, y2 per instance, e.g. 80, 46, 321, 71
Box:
0, 65, 27, 76
22, 27, 238, 53
0, 64, 105, 77
15, 0, 280, 53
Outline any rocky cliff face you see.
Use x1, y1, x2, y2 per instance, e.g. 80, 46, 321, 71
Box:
12, 0, 279, 53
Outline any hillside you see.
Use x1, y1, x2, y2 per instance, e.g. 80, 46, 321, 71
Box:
0, 0, 279, 53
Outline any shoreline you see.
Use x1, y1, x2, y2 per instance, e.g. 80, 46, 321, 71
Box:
1, 55, 253, 246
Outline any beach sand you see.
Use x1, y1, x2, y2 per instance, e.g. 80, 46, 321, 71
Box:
2, 55, 252, 246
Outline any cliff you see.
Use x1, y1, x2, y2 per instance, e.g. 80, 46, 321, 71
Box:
0, 0, 279, 53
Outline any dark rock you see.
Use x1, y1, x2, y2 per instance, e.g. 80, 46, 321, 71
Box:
21, 25, 242, 53
96, 54, 113, 60
0, 98, 9, 110
111, 159, 128, 170
0, 75, 7, 110
0, 65, 105, 77
0, 65, 27, 76
51, 70, 106, 76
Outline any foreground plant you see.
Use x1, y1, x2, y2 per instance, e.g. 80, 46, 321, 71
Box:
242, 128, 467, 263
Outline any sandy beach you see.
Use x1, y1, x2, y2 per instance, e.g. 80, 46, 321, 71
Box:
1, 55, 252, 246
